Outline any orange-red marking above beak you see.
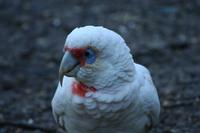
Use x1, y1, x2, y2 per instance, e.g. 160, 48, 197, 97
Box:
64, 46, 86, 65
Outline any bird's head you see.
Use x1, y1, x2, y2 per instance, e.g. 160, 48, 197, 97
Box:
59, 26, 135, 90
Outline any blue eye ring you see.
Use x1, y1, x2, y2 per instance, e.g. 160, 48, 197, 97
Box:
85, 48, 96, 64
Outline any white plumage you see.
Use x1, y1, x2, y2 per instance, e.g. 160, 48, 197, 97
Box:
52, 26, 160, 133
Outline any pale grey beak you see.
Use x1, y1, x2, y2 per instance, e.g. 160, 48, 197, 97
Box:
59, 52, 79, 86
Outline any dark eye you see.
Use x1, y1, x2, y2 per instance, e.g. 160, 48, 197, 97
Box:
85, 48, 96, 64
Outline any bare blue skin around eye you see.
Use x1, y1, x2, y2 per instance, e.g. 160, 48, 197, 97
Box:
86, 48, 96, 64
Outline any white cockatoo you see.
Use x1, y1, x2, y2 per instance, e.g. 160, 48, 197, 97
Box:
52, 26, 160, 133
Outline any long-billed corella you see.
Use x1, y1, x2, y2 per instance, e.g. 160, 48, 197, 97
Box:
52, 26, 160, 133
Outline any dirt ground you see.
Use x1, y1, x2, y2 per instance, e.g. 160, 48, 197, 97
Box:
0, 0, 200, 133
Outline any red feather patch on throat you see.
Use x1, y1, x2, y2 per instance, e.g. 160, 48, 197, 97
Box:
72, 81, 96, 97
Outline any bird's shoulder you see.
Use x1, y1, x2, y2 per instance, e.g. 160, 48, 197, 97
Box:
51, 77, 75, 130
134, 63, 158, 100
134, 63, 160, 127
52, 76, 74, 109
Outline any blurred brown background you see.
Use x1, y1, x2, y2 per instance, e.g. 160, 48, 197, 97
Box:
0, 0, 200, 133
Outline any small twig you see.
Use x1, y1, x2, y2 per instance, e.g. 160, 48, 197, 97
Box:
163, 101, 192, 108
163, 98, 200, 109
0, 121, 57, 133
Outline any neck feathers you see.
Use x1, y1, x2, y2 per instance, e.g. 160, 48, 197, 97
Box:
72, 81, 96, 97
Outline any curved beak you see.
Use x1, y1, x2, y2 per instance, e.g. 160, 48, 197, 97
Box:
59, 52, 79, 86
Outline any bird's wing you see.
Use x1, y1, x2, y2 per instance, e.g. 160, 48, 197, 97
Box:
135, 64, 160, 130
51, 77, 74, 131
